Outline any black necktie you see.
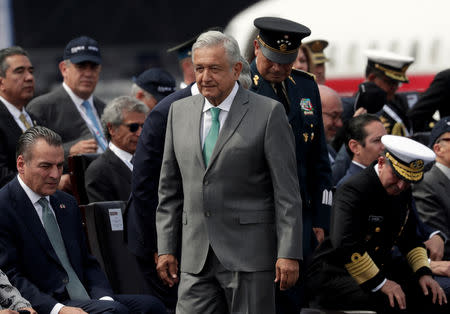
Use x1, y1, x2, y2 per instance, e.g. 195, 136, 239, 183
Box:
273, 83, 290, 114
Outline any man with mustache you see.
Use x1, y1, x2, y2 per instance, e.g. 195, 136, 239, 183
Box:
28, 36, 107, 170
0, 46, 39, 188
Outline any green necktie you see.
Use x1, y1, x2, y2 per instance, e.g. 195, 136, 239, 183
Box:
203, 107, 221, 167
38, 198, 90, 300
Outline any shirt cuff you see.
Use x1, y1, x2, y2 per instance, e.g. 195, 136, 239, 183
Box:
372, 278, 387, 292
51, 303, 65, 314
99, 296, 114, 301
430, 230, 447, 243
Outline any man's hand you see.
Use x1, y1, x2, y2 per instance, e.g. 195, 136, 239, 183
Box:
312, 227, 325, 244
19, 307, 37, 314
59, 306, 88, 314
380, 279, 406, 309
58, 174, 72, 192
430, 260, 450, 277
69, 139, 98, 156
425, 234, 445, 261
353, 107, 367, 117
419, 275, 447, 306
274, 258, 299, 291
156, 254, 179, 287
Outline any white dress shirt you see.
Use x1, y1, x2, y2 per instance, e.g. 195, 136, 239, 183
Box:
200, 82, 239, 148
62, 83, 104, 153
109, 142, 133, 171
436, 162, 450, 181
0, 95, 34, 132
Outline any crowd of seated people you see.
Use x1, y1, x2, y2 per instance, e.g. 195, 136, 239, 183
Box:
0, 20, 450, 314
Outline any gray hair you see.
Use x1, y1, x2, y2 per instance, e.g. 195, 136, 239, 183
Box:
101, 96, 149, 140
16, 126, 62, 162
192, 31, 241, 68
131, 83, 152, 99
0, 46, 29, 77
238, 56, 252, 89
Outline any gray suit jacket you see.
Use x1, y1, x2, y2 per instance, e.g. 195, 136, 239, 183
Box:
413, 163, 450, 259
156, 86, 303, 274
0, 269, 31, 310
27, 85, 106, 159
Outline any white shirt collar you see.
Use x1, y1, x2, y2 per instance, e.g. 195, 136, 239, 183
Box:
202, 82, 239, 113
17, 175, 50, 205
0, 95, 28, 119
352, 160, 367, 169
62, 82, 94, 107
109, 142, 133, 171
191, 83, 200, 95
436, 162, 450, 181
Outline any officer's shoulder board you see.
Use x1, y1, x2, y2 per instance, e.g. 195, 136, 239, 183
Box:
290, 68, 316, 82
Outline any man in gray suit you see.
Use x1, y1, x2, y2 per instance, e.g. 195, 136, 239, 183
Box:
156, 31, 303, 314
414, 117, 450, 260
27, 36, 106, 161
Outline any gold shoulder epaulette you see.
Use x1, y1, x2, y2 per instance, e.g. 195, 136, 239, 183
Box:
291, 68, 316, 81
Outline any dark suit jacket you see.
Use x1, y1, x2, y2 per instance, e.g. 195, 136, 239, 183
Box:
414, 163, 450, 259
126, 84, 193, 257
336, 161, 364, 188
0, 178, 113, 314
0, 101, 39, 188
85, 148, 132, 203
27, 85, 106, 159
408, 69, 450, 132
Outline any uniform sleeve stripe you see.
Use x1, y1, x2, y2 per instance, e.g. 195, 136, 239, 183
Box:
406, 247, 430, 272
345, 252, 380, 285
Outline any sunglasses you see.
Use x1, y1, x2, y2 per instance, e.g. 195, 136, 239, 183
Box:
123, 123, 144, 132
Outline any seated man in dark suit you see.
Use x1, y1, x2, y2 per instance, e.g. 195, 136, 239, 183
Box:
0, 126, 166, 314
0, 46, 39, 188
85, 96, 148, 203
337, 114, 386, 187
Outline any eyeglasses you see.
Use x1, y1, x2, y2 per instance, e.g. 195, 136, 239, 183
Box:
123, 123, 144, 132
323, 111, 342, 121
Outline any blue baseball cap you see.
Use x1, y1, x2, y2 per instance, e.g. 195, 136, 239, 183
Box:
63, 36, 102, 64
133, 68, 176, 101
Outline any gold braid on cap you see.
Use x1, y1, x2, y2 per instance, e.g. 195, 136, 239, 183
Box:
406, 247, 430, 272
374, 63, 409, 82
385, 152, 424, 182
345, 252, 380, 284
257, 35, 298, 55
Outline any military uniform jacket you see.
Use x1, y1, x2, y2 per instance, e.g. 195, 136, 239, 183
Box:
313, 164, 431, 291
250, 61, 332, 255
379, 94, 411, 136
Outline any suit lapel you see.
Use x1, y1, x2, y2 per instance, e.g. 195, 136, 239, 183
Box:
0, 101, 26, 135
207, 87, 249, 170
190, 95, 206, 169
50, 195, 75, 262
10, 179, 62, 265
105, 149, 131, 183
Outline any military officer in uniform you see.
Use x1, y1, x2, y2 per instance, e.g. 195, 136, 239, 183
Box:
303, 39, 329, 84
364, 50, 414, 136
250, 17, 333, 313
307, 135, 447, 313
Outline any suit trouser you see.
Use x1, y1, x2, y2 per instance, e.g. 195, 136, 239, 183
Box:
176, 248, 275, 314
66, 294, 167, 314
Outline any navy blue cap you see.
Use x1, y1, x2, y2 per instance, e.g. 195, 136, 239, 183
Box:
63, 36, 102, 64
429, 116, 450, 147
254, 17, 311, 64
133, 68, 176, 101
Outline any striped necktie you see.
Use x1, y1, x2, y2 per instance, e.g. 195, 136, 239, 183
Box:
19, 113, 32, 130
81, 100, 107, 151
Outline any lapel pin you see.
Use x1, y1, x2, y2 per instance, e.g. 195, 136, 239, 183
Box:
60, 204, 66, 209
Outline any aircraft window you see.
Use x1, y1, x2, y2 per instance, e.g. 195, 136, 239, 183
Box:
389, 41, 399, 52
368, 42, 378, 50
430, 39, 439, 64
410, 41, 418, 60
348, 42, 357, 66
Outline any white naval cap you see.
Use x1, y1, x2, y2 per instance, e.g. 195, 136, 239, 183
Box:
365, 49, 414, 83
381, 135, 435, 182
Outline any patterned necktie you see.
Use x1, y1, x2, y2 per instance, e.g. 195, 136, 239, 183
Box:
38, 198, 90, 300
273, 82, 290, 114
203, 107, 221, 167
19, 113, 32, 130
81, 100, 107, 151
